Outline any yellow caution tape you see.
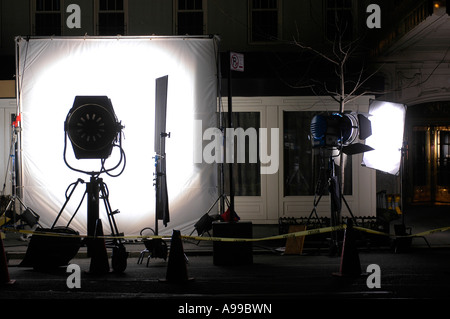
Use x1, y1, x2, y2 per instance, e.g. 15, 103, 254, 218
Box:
1, 227, 170, 240
408, 226, 450, 237
354, 226, 391, 237
182, 225, 346, 242
0, 217, 11, 227
355, 226, 450, 238
2, 225, 345, 242
2, 224, 450, 242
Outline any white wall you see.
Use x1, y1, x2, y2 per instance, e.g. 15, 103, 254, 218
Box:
221, 96, 377, 224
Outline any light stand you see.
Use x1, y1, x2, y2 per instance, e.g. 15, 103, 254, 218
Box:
227, 51, 235, 220
198, 94, 231, 222
188, 110, 230, 242
308, 112, 370, 255
153, 131, 170, 236
148, 131, 170, 262
218, 104, 229, 216
195, 50, 235, 226
391, 142, 431, 252
1, 114, 40, 231
51, 174, 127, 272
307, 152, 357, 255
61, 95, 127, 272
400, 142, 407, 227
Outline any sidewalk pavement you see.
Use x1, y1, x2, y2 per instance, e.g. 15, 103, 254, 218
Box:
1, 205, 450, 318
2, 228, 450, 297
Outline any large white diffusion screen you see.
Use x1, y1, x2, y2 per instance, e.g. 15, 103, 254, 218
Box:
16, 36, 218, 235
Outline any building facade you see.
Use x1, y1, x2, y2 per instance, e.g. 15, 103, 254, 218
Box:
0, 1, 449, 227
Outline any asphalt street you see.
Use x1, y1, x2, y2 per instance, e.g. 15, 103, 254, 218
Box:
2, 206, 450, 317
3, 247, 450, 300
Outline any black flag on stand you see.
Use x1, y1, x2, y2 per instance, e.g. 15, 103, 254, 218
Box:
155, 75, 170, 227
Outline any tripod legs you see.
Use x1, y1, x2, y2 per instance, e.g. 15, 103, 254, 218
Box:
93, 177, 128, 272
51, 177, 128, 272
307, 156, 357, 256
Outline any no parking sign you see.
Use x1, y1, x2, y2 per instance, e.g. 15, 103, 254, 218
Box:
230, 52, 244, 72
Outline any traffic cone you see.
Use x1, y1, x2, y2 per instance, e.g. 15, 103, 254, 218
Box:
333, 219, 362, 277
1, 232, 15, 285
162, 229, 194, 283
88, 219, 110, 274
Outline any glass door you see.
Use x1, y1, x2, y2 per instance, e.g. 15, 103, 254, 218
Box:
223, 112, 261, 197
436, 127, 450, 203
411, 126, 431, 202
219, 106, 271, 222
411, 125, 450, 204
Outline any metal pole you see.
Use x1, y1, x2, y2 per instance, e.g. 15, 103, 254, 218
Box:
87, 176, 100, 257
14, 38, 24, 213
227, 51, 235, 220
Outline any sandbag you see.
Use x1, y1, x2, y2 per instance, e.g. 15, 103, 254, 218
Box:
19, 227, 81, 270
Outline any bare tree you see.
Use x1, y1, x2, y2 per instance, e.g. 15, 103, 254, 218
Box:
292, 17, 382, 113
290, 13, 383, 247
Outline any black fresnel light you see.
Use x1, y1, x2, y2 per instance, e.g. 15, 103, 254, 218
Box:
65, 96, 123, 159
23, 96, 128, 271
59, 95, 128, 273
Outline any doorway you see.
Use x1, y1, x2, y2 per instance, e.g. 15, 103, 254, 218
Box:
410, 125, 450, 204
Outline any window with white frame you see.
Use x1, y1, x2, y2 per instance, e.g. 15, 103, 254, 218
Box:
325, 0, 354, 42
249, 0, 281, 43
97, 0, 127, 36
33, 0, 63, 36
175, 0, 205, 35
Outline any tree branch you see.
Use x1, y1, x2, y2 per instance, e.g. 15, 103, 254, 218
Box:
292, 37, 339, 66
